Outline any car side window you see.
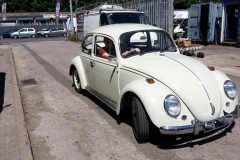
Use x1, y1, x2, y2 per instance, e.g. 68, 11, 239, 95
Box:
82, 35, 93, 55
20, 29, 27, 32
51, 28, 57, 31
58, 28, 64, 30
95, 36, 116, 58
28, 29, 34, 31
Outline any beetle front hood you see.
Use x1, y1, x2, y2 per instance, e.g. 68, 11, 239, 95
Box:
122, 53, 222, 122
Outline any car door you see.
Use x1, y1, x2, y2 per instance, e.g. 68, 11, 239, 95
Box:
91, 35, 119, 106
19, 28, 28, 38
57, 28, 64, 36
80, 35, 94, 87
50, 28, 58, 36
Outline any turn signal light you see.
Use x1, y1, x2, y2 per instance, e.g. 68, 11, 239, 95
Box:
146, 78, 155, 84
208, 66, 215, 71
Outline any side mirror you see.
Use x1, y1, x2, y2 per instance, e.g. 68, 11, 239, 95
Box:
108, 55, 116, 61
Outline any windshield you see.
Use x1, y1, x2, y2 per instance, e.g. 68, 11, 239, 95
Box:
107, 12, 149, 24
120, 30, 177, 58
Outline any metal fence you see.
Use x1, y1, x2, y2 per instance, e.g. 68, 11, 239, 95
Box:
0, 24, 65, 33
120, 0, 174, 36
75, 0, 174, 36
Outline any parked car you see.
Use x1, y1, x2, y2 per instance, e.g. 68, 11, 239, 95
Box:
69, 24, 240, 142
0, 29, 18, 38
11, 28, 37, 39
36, 28, 50, 37
41, 27, 67, 37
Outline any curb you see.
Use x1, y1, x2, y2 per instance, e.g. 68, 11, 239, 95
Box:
10, 46, 33, 160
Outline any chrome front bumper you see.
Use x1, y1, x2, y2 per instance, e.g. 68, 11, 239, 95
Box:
160, 105, 240, 135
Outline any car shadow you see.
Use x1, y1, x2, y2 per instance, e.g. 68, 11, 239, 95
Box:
0, 72, 6, 113
149, 122, 235, 149
80, 90, 236, 149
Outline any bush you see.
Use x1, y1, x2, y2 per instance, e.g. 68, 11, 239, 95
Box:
68, 33, 77, 41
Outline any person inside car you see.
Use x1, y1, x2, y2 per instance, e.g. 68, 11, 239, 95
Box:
97, 37, 112, 58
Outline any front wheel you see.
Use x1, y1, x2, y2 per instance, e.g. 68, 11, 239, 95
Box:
13, 35, 18, 39
45, 34, 49, 38
72, 68, 83, 93
131, 95, 150, 142
62, 33, 67, 37
31, 34, 36, 38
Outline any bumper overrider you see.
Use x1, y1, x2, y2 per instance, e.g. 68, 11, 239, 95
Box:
160, 105, 240, 135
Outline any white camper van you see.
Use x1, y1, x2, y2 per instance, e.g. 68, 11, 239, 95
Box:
76, 5, 150, 37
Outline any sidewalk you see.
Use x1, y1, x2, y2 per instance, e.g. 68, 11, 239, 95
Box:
0, 45, 32, 160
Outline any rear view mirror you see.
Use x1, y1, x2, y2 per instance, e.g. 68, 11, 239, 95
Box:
140, 36, 146, 40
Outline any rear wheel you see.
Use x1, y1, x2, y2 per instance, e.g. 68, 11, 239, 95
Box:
13, 35, 18, 39
72, 68, 83, 93
131, 95, 150, 142
45, 34, 49, 38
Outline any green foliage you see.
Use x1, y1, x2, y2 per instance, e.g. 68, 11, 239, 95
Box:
68, 33, 77, 41
174, 0, 217, 9
0, 0, 218, 12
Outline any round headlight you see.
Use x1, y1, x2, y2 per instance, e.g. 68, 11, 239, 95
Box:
164, 95, 181, 118
224, 80, 237, 100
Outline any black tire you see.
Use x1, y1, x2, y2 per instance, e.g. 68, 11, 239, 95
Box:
45, 34, 49, 38
13, 35, 18, 39
31, 34, 36, 38
72, 68, 83, 93
62, 33, 67, 37
131, 96, 150, 142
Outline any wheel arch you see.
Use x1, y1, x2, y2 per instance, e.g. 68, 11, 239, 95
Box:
69, 56, 87, 89
117, 79, 173, 128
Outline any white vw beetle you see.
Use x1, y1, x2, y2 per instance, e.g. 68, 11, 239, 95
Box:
69, 24, 239, 142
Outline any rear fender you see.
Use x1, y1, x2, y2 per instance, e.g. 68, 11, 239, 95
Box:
69, 56, 87, 89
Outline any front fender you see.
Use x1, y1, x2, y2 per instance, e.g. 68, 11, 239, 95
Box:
117, 79, 195, 128
212, 70, 239, 115
69, 56, 87, 89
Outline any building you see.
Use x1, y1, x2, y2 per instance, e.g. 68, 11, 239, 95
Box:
0, 12, 70, 26
220, 0, 240, 46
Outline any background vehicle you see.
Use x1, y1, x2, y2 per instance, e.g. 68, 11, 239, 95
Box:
75, 4, 149, 39
41, 27, 67, 37
0, 29, 18, 38
37, 28, 50, 37
11, 28, 37, 39
173, 11, 188, 39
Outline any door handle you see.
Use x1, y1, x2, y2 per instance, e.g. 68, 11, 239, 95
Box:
90, 60, 95, 67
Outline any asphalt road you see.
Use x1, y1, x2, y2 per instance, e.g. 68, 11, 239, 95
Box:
4, 39, 240, 160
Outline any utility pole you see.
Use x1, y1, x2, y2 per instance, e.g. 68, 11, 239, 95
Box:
69, 0, 74, 32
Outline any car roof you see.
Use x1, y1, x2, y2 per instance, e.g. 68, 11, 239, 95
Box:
90, 24, 163, 39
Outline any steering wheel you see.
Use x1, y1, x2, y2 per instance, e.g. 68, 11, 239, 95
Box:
123, 50, 137, 57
